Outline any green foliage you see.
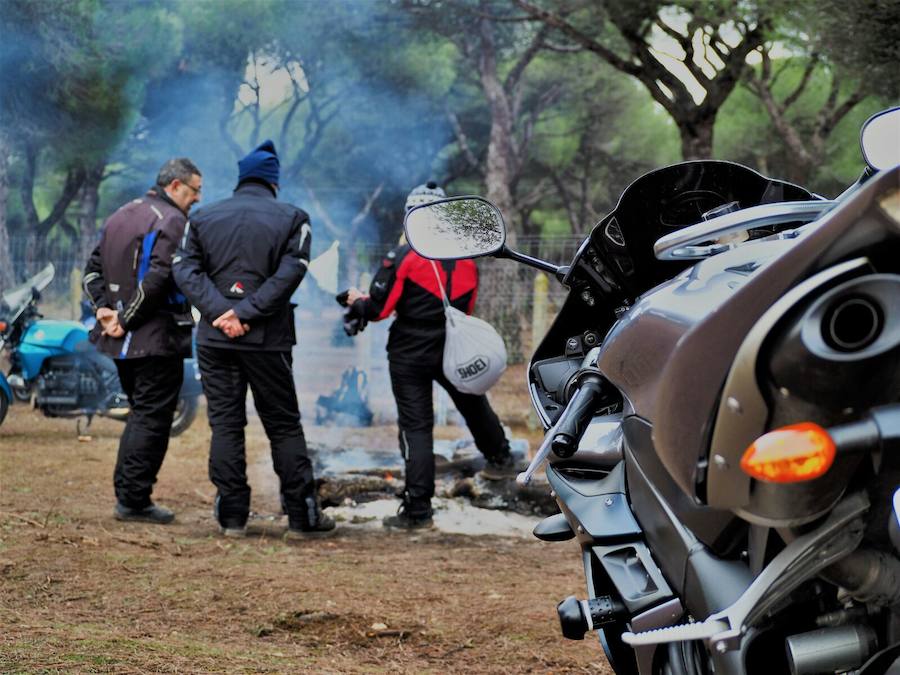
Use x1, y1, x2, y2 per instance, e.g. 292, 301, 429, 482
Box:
0, 0, 892, 244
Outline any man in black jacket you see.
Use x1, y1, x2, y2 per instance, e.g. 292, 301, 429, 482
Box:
83, 157, 201, 524
173, 139, 333, 538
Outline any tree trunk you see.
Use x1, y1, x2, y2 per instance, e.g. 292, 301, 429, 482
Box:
76, 163, 105, 268
0, 132, 13, 294
679, 116, 716, 160
478, 17, 520, 247
475, 16, 528, 360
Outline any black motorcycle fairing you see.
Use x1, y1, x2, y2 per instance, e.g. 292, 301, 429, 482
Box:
652, 167, 900, 505
530, 161, 813, 428
622, 416, 744, 557
563, 160, 815, 308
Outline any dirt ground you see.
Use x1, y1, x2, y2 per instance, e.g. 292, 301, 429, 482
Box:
0, 364, 613, 674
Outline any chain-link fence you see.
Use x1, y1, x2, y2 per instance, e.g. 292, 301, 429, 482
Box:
3, 233, 586, 360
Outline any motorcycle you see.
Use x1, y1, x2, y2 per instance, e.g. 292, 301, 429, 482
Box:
0, 263, 201, 436
402, 106, 900, 674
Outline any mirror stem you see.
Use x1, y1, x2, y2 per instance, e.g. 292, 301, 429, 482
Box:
495, 245, 568, 282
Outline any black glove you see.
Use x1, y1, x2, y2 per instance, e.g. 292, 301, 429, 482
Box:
335, 290, 350, 307
342, 300, 368, 337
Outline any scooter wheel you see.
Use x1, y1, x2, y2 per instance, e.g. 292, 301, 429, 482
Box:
12, 386, 31, 403
170, 396, 198, 437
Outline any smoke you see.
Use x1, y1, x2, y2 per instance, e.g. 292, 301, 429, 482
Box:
2, 0, 470, 441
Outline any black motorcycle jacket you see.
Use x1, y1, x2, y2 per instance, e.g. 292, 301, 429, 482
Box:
353, 244, 477, 365
83, 187, 193, 359
173, 180, 311, 351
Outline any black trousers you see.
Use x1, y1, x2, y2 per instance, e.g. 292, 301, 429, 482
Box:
388, 358, 509, 515
197, 346, 314, 527
113, 356, 183, 508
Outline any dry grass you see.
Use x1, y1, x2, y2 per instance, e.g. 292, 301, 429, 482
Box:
0, 365, 611, 674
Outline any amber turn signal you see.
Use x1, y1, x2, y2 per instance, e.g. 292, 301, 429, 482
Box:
740, 422, 836, 483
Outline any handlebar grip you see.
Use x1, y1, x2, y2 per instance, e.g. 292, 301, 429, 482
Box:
551, 378, 605, 458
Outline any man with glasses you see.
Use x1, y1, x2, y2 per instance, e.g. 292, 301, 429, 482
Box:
83, 157, 202, 524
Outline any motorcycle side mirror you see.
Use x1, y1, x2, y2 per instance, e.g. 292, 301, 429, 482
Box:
404, 196, 568, 280
404, 196, 506, 259
860, 106, 900, 171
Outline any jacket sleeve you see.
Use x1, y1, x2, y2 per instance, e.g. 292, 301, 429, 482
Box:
82, 235, 110, 312
119, 212, 183, 331
232, 211, 311, 322
356, 247, 406, 321
172, 219, 232, 322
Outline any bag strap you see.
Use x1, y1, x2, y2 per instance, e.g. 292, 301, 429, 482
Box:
429, 260, 456, 327
429, 260, 451, 310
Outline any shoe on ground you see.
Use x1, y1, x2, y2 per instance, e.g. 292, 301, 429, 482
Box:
219, 524, 247, 538
382, 505, 434, 530
479, 454, 518, 481
285, 511, 337, 539
114, 502, 175, 524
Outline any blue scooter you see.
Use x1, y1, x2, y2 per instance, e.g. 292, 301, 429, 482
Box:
0, 264, 201, 435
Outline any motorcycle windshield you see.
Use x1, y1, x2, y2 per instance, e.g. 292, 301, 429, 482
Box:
0, 263, 55, 317
578, 161, 814, 304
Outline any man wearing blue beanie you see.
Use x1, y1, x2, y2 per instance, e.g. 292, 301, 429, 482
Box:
174, 140, 335, 538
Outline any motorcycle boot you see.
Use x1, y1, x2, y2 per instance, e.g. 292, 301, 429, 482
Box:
478, 440, 518, 481
478, 452, 518, 481
214, 493, 248, 537
114, 502, 175, 524
383, 492, 434, 530
285, 495, 336, 539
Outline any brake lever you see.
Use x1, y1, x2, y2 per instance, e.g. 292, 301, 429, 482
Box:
517, 371, 605, 486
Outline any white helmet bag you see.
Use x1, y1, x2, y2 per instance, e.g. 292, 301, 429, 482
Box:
430, 262, 506, 395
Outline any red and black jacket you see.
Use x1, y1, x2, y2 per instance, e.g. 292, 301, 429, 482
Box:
354, 245, 477, 365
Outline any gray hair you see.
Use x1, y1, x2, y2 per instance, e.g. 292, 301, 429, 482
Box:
156, 158, 201, 188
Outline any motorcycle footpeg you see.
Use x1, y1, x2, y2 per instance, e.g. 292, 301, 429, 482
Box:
557, 595, 625, 640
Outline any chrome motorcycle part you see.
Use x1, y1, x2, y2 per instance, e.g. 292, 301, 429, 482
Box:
621, 492, 868, 652
6, 373, 26, 390
785, 624, 877, 675
653, 200, 832, 261
557, 595, 625, 640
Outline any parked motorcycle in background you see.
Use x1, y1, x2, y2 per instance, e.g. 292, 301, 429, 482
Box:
0, 264, 201, 435
403, 107, 900, 674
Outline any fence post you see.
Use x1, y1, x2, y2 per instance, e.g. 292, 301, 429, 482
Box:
70, 267, 82, 321
531, 272, 549, 352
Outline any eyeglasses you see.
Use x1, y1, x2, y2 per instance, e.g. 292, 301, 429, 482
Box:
183, 182, 202, 195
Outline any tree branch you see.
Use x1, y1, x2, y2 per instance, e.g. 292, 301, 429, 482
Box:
504, 23, 549, 93
301, 180, 344, 240
783, 55, 819, 110
446, 109, 483, 173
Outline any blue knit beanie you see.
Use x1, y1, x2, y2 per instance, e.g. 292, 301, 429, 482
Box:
238, 139, 280, 186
